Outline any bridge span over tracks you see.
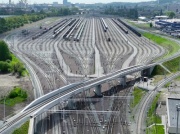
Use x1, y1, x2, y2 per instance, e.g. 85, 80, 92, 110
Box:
0, 63, 157, 134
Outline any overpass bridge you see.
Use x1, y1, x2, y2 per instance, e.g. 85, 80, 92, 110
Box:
0, 63, 157, 134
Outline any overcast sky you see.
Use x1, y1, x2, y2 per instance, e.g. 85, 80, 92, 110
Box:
7, 0, 155, 4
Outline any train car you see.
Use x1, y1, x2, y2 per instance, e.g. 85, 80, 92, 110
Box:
117, 18, 141, 37
101, 18, 108, 32
125, 30, 128, 34
112, 18, 128, 34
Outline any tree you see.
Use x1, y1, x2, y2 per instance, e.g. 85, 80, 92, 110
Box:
150, 23, 153, 28
0, 61, 10, 73
166, 11, 175, 19
0, 40, 11, 61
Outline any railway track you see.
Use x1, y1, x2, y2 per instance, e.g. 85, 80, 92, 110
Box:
2, 16, 166, 134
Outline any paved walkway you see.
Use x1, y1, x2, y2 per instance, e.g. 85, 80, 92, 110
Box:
136, 80, 155, 91
90, 46, 104, 78
147, 123, 164, 128
162, 115, 167, 134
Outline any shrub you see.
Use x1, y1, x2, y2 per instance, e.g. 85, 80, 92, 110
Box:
8, 87, 27, 99
0, 61, 11, 73
9, 90, 18, 98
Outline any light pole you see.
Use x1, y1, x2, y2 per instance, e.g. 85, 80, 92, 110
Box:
176, 104, 180, 134
4, 91, 6, 123
3, 95, 6, 123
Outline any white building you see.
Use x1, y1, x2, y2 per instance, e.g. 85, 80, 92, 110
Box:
167, 98, 180, 134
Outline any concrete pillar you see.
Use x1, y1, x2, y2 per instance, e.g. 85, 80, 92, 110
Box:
67, 99, 76, 110
94, 85, 102, 96
120, 76, 127, 87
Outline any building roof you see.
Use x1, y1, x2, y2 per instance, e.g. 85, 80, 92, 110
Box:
155, 16, 168, 19
138, 16, 147, 20
167, 98, 180, 127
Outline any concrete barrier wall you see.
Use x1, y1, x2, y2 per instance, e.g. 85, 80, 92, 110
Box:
21, 82, 82, 112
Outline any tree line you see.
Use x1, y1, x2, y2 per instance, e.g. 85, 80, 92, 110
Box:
0, 7, 79, 34
46, 7, 79, 17
104, 6, 138, 19
0, 14, 46, 33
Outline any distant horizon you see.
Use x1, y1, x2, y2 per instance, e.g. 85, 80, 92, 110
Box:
2, 0, 156, 4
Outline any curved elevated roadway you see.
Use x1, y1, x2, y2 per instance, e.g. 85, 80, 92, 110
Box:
0, 63, 158, 134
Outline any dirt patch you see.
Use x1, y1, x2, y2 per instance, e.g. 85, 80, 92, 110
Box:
0, 74, 34, 120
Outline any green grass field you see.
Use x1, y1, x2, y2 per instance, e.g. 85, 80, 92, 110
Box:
146, 125, 165, 134
0, 87, 27, 106
1, 97, 26, 106
142, 33, 180, 59
163, 56, 180, 72
127, 20, 151, 29
130, 87, 146, 108
13, 121, 29, 134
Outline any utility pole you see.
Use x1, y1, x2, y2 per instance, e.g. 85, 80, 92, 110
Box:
4, 96, 5, 123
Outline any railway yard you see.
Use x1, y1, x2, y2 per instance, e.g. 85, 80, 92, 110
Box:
3, 16, 167, 134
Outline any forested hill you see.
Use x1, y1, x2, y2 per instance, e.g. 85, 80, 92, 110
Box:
159, 0, 179, 4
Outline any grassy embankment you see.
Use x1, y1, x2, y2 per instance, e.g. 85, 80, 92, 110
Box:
13, 121, 29, 134
0, 87, 27, 106
142, 33, 180, 76
127, 20, 151, 29
146, 93, 164, 134
146, 93, 161, 126
151, 56, 180, 76
130, 87, 146, 108
143, 32, 180, 59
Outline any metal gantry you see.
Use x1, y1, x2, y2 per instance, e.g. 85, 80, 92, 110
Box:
41, 96, 133, 134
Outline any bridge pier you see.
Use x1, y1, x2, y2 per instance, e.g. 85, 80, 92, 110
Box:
120, 76, 127, 87
67, 98, 76, 109
94, 85, 102, 96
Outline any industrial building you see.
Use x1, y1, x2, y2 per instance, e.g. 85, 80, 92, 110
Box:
167, 98, 180, 134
